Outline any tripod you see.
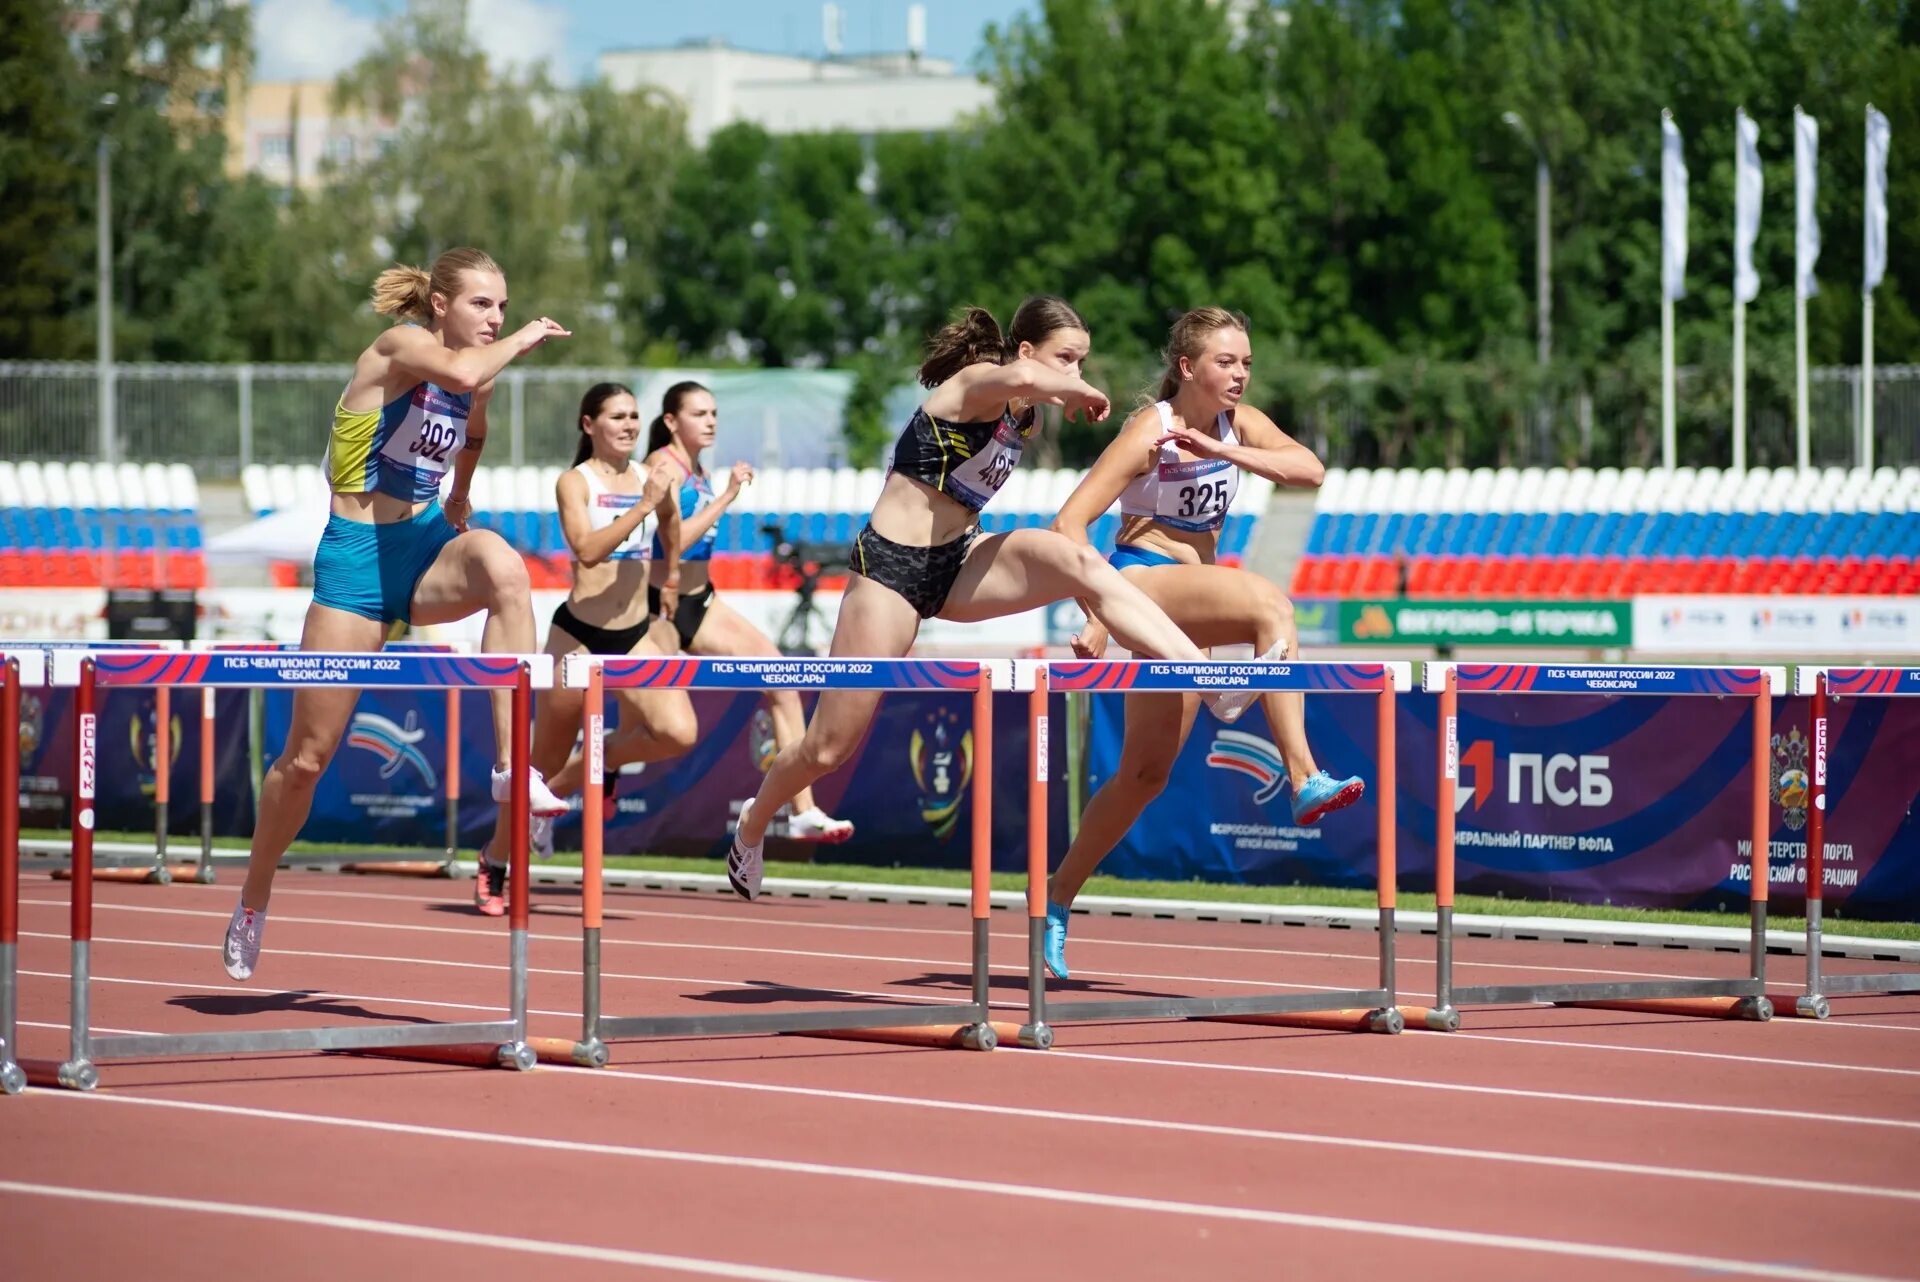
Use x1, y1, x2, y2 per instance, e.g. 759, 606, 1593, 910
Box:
762, 522, 854, 656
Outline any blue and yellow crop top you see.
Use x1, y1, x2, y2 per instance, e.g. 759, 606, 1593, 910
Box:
327, 380, 472, 502
650, 453, 717, 563
887, 404, 1035, 513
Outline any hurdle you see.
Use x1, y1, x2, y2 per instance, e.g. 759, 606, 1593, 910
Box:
1, 649, 49, 1096
47, 649, 546, 1091
1791, 666, 1920, 1019
559, 655, 1006, 1065
1018, 659, 1419, 1046
1426, 662, 1783, 1027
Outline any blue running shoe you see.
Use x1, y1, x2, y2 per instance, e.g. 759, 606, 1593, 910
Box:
1293, 770, 1366, 827
1044, 901, 1072, 979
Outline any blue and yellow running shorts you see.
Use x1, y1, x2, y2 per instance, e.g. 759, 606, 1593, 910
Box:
311, 501, 462, 626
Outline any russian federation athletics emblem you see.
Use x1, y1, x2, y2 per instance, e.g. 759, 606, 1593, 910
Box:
1771, 726, 1810, 832
910, 706, 973, 840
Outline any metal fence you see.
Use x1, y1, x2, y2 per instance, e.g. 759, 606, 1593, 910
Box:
0, 360, 1914, 477
0, 363, 858, 479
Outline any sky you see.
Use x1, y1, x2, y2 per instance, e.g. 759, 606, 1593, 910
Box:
250, 0, 1037, 83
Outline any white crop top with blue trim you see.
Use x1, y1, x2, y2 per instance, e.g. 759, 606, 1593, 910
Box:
574, 460, 653, 563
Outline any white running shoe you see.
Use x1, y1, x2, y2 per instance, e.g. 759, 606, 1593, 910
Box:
530, 813, 556, 861
491, 766, 568, 818
1204, 640, 1289, 724
788, 806, 854, 844
223, 904, 264, 981
728, 799, 764, 902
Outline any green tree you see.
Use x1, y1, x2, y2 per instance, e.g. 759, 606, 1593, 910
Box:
0, 0, 89, 357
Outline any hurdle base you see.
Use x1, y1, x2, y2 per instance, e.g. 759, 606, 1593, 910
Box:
555, 1037, 610, 1069
1555, 995, 1773, 1021
333, 1039, 541, 1070
1198, 1006, 1408, 1035
1791, 994, 1832, 1020
0, 1061, 24, 1096
1016, 1021, 1054, 1050
340, 861, 456, 878
787, 1020, 1015, 1052
1418, 1005, 1462, 1033
51, 865, 195, 885
54, 1057, 99, 1091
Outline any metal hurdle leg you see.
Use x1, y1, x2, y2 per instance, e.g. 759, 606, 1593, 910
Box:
1798, 672, 1831, 1019
443, 687, 461, 875
1, 658, 26, 1095
58, 658, 101, 1090
194, 687, 217, 883
1427, 666, 1461, 1031
1017, 668, 1052, 1050
570, 662, 610, 1068
958, 669, 999, 1052
149, 685, 173, 884
495, 664, 535, 1071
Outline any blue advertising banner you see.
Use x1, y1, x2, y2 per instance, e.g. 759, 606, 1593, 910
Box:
18, 686, 254, 837
1087, 690, 1920, 919
268, 689, 1069, 870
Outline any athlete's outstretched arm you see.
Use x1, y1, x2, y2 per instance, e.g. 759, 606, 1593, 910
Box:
934, 359, 1110, 425
377, 317, 568, 396
1162, 403, 1323, 488
1051, 408, 1160, 546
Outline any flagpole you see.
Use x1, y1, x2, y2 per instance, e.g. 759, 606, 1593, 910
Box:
1661, 292, 1676, 469
1794, 106, 1812, 470
1862, 290, 1875, 471
1732, 108, 1760, 474
1733, 297, 1747, 473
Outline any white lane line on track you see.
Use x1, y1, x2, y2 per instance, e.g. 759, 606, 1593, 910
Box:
37, 927, 1920, 1077
1031, 1048, 1920, 1130
17, 896, 1808, 1000
0, 1180, 879, 1282
14, 1093, 1908, 1282
19, 917, 1918, 1074
17, 931, 995, 1011
12, 1028, 1912, 1203
16, 962, 1920, 1131
121, 882, 1796, 984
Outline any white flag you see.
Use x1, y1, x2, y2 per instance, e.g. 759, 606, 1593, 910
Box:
1734, 108, 1763, 305
1795, 108, 1819, 299
1865, 105, 1891, 292
1662, 112, 1688, 301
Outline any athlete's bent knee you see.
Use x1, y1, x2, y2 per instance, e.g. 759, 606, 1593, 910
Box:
274, 744, 334, 791
1125, 754, 1176, 796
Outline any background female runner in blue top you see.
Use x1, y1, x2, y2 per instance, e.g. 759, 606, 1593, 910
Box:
223, 247, 569, 980
470, 382, 696, 916
1042, 307, 1365, 977
724, 297, 1260, 901
643, 381, 854, 842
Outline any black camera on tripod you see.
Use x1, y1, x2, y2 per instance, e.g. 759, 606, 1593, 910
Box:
761, 522, 855, 579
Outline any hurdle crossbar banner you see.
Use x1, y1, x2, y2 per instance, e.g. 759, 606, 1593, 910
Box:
1019, 659, 1417, 1040
561, 655, 999, 1062
1425, 662, 1785, 1028
49, 651, 549, 1090
1792, 667, 1920, 1018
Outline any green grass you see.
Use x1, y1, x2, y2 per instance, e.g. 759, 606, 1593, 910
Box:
26, 828, 1918, 943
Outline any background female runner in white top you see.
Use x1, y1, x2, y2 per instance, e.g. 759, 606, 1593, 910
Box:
472, 383, 696, 914
643, 381, 853, 842
1043, 307, 1365, 977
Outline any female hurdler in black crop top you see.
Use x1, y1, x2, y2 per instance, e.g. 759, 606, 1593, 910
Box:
887, 403, 1036, 514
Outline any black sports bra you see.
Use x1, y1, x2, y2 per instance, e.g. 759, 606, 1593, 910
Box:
887, 404, 1034, 513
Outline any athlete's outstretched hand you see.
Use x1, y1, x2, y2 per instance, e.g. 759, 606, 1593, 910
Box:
1072, 618, 1111, 660
514, 316, 571, 351
1060, 381, 1112, 425
1156, 424, 1228, 459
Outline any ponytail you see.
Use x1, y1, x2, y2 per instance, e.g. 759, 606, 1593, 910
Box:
646, 415, 672, 456
370, 265, 432, 322
917, 306, 1007, 388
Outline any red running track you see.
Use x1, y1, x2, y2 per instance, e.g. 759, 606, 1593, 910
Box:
5, 871, 1919, 1282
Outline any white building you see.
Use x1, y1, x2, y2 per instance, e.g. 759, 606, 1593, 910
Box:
596, 40, 994, 143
